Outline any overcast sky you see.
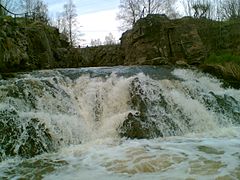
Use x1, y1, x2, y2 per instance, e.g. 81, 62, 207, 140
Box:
44, 0, 122, 46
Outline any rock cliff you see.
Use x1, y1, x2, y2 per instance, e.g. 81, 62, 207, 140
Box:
120, 14, 206, 66
0, 17, 83, 72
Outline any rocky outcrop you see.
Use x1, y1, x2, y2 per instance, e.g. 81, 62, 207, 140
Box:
76, 15, 240, 69
119, 77, 176, 139
119, 77, 162, 139
76, 15, 209, 67
120, 14, 206, 66
0, 17, 83, 72
79, 45, 124, 66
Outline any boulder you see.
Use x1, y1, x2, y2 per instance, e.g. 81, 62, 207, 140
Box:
119, 77, 163, 139
119, 112, 161, 139
0, 107, 54, 160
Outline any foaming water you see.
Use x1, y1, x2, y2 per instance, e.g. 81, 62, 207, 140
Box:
0, 66, 239, 179
1, 136, 239, 180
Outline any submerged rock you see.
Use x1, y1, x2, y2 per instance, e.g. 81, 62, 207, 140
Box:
119, 112, 161, 139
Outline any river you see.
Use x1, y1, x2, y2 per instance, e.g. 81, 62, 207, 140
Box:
0, 66, 239, 179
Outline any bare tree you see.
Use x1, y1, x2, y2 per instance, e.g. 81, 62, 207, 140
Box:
222, 0, 240, 19
192, 0, 212, 18
104, 33, 116, 45
20, 0, 37, 14
19, 0, 48, 22
143, 0, 165, 14
34, 0, 48, 22
91, 39, 102, 46
61, 0, 78, 46
117, 0, 177, 31
117, 0, 142, 31
181, 0, 220, 19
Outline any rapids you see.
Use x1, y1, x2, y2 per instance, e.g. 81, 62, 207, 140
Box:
0, 66, 239, 179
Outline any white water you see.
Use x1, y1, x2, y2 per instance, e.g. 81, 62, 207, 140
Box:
0, 67, 239, 179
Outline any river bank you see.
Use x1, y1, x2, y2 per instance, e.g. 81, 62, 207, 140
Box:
0, 15, 240, 88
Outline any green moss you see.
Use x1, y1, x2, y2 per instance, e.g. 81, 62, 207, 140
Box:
205, 53, 240, 65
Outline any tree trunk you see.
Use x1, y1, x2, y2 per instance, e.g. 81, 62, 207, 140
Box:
148, 0, 151, 14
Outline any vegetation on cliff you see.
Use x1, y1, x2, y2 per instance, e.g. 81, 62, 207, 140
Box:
0, 15, 85, 73
198, 19, 240, 88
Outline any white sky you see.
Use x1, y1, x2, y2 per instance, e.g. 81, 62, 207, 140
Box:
44, 0, 122, 46
77, 9, 122, 46
44, 0, 184, 46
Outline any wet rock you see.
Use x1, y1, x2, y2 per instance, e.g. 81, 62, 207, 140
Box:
0, 107, 54, 160
119, 77, 189, 139
176, 60, 190, 67
119, 78, 163, 139
119, 112, 161, 139
18, 118, 54, 158
210, 92, 240, 124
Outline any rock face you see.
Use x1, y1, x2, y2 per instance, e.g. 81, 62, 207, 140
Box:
79, 45, 124, 66
0, 17, 83, 72
120, 14, 206, 65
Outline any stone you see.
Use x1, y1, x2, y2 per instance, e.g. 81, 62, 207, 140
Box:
120, 14, 206, 66
176, 60, 189, 67
118, 77, 163, 139
0, 107, 54, 160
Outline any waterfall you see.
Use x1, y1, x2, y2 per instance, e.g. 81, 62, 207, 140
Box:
0, 67, 239, 161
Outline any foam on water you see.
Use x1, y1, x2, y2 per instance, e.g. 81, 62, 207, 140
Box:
40, 135, 239, 180
0, 67, 239, 179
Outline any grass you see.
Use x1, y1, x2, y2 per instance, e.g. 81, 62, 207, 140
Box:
204, 53, 240, 81
205, 53, 240, 65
